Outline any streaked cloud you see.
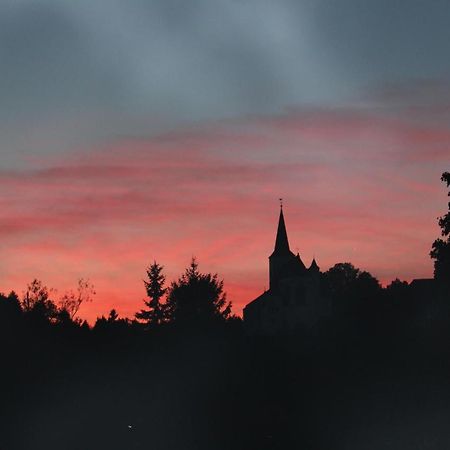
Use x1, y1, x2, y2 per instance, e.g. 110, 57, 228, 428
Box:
1, 103, 447, 321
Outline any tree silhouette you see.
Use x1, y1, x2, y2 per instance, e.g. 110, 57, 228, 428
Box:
352, 270, 382, 301
135, 261, 167, 327
22, 279, 58, 322
385, 278, 411, 318
165, 258, 232, 325
430, 172, 450, 289
386, 278, 409, 295
0, 291, 21, 317
93, 308, 135, 338
59, 278, 95, 320
0, 291, 22, 336
323, 262, 359, 299
323, 262, 381, 316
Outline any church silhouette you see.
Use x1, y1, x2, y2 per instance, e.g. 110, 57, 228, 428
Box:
244, 206, 329, 334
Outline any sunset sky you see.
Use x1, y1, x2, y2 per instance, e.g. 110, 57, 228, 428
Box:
1, 0, 449, 322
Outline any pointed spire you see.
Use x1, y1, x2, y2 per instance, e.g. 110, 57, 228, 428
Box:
296, 252, 306, 270
273, 204, 291, 255
309, 258, 319, 271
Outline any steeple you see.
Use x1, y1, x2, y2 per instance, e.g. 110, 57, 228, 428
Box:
269, 201, 300, 290
272, 204, 291, 256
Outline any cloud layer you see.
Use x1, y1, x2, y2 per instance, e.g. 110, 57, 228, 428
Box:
2, 0, 450, 164
1, 2, 450, 321
1, 101, 448, 321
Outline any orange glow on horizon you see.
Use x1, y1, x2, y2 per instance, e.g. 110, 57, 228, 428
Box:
1, 109, 447, 323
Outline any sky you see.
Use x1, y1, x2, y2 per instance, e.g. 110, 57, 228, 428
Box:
1, 0, 449, 322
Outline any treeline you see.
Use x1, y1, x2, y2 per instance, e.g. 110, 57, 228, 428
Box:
1, 170, 449, 341
0, 259, 242, 342
0, 259, 447, 344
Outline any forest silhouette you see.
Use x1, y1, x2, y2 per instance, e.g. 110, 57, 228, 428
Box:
1, 171, 449, 450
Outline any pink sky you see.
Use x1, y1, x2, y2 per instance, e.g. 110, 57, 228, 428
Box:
1, 106, 448, 323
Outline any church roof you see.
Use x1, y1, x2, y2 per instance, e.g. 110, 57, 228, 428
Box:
243, 290, 271, 311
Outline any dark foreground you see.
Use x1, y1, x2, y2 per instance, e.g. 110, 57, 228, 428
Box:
3, 318, 450, 450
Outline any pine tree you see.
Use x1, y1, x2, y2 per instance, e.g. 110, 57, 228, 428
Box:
165, 258, 231, 325
135, 261, 167, 326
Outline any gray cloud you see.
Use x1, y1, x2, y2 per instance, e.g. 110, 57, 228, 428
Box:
1, 0, 450, 165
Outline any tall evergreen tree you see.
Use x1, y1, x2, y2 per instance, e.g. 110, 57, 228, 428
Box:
165, 258, 231, 325
135, 261, 167, 326
430, 172, 450, 289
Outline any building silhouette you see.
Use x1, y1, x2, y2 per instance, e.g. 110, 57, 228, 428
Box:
244, 206, 328, 334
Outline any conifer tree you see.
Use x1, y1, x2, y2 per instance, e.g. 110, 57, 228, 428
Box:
135, 261, 167, 326
165, 258, 231, 324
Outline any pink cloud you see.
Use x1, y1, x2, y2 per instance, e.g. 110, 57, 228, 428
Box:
1, 106, 448, 322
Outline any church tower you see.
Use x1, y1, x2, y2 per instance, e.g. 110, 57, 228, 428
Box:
269, 205, 305, 290
243, 202, 327, 334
